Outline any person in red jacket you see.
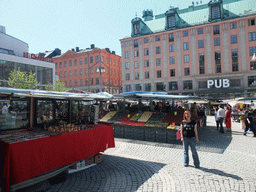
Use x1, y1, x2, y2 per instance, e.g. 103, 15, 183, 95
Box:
225, 106, 232, 131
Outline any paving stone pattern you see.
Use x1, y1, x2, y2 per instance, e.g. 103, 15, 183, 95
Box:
19, 116, 256, 192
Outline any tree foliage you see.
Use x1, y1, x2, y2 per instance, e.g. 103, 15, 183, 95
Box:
8, 68, 38, 89
44, 80, 67, 92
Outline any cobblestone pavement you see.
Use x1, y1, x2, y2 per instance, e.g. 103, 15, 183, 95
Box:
19, 116, 256, 192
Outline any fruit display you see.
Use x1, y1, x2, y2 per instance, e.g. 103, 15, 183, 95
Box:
130, 112, 143, 122
99, 111, 117, 122
144, 121, 169, 128
137, 112, 153, 122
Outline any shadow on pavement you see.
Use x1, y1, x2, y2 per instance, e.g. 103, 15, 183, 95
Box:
197, 125, 232, 154
200, 167, 243, 180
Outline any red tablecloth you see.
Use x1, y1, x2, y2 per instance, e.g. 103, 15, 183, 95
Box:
0, 124, 115, 192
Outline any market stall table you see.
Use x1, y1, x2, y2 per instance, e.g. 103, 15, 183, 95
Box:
0, 124, 115, 192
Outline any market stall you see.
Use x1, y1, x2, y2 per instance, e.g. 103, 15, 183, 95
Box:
0, 87, 115, 192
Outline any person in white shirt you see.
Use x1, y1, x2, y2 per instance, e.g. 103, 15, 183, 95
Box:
217, 105, 226, 133
2, 103, 8, 114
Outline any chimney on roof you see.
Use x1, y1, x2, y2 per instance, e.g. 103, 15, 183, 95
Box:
76, 47, 79, 52
71, 48, 75, 52
91, 44, 95, 49
0, 26, 6, 34
111, 51, 116, 55
105, 48, 111, 53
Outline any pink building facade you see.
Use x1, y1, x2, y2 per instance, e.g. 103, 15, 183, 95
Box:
120, 0, 256, 99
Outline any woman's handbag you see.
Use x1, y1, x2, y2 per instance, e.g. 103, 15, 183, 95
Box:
176, 130, 181, 140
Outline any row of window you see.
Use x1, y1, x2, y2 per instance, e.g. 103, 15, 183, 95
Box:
56, 68, 121, 77
125, 48, 250, 69
64, 79, 122, 87
129, 19, 255, 47
125, 33, 256, 58
55, 57, 121, 69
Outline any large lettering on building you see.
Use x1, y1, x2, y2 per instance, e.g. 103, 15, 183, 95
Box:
207, 79, 230, 89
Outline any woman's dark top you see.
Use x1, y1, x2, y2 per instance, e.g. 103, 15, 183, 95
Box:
182, 120, 196, 138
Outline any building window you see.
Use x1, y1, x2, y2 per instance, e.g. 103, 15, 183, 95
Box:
169, 81, 178, 90
125, 62, 130, 69
144, 38, 148, 43
170, 69, 175, 77
59, 62, 62, 68
144, 48, 149, 56
214, 37, 220, 46
231, 35, 237, 44
145, 83, 151, 91
55, 63, 57, 69
249, 32, 256, 41
79, 58, 82, 65
198, 40, 204, 48
184, 55, 189, 63
95, 56, 99, 63
59, 72, 62, 77
134, 61, 139, 68
199, 53, 205, 74
248, 19, 255, 26
156, 82, 165, 91
64, 61, 67, 67
134, 39, 138, 48
183, 80, 192, 90
155, 35, 160, 41
133, 23, 140, 35
251, 62, 256, 70
80, 69, 83, 75
90, 68, 93, 74
213, 25, 220, 35
75, 80, 77, 86
74, 70, 77, 76
169, 44, 174, 52
65, 81, 67, 86
249, 47, 256, 56
64, 71, 67, 77
125, 85, 131, 92
248, 76, 256, 86
69, 80, 72, 86
170, 57, 175, 64
80, 79, 83, 86
230, 22, 237, 29
169, 33, 174, 42
145, 71, 149, 79
135, 72, 139, 80
85, 58, 88, 64
198, 28, 203, 34
215, 51, 221, 73
156, 58, 161, 66
134, 50, 139, 57
183, 42, 189, 50
184, 68, 190, 76
144, 60, 149, 67
167, 16, 175, 28
135, 84, 141, 91
110, 59, 112, 64
69, 71, 72, 76
183, 30, 188, 37
90, 57, 93, 63
96, 78, 99, 85
211, 5, 221, 19
69, 60, 72, 66
85, 79, 88, 86
157, 70, 162, 78
125, 51, 129, 58
85, 68, 88, 74
125, 41, 129, 47
126, 73, 130, 80
232, 49, 239, 72
156, 46, 161, 54
74, 59, 77, 66
91, 78, 93, 85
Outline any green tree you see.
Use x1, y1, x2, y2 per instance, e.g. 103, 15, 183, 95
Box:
8, 68, 39, 89
45, 80, 67, 92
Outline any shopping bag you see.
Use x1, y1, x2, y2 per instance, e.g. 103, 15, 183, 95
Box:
176, 130, 181, 140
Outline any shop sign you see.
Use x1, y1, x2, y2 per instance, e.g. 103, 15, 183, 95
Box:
23, 52, 54, 63
207, 79, 230, 89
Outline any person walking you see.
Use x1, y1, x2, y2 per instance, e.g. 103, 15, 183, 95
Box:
180, 109, 200, 168
217, 105, 226, 133
244, 108, 256, 137
225, 106, 232, 132
214, 106, 219, 130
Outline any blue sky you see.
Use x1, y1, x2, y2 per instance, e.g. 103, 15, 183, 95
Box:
1, 0, 196, 56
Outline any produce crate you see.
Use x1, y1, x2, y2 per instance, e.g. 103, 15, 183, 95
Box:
85, 156, 95, 165
123, 127, 134, 139
70, 159, 85, 169
144, 127, 156, 142
133, 127, 144, 140
113, 125, 124, 138
94, 153, 103, 163
155, 129, 167, 143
